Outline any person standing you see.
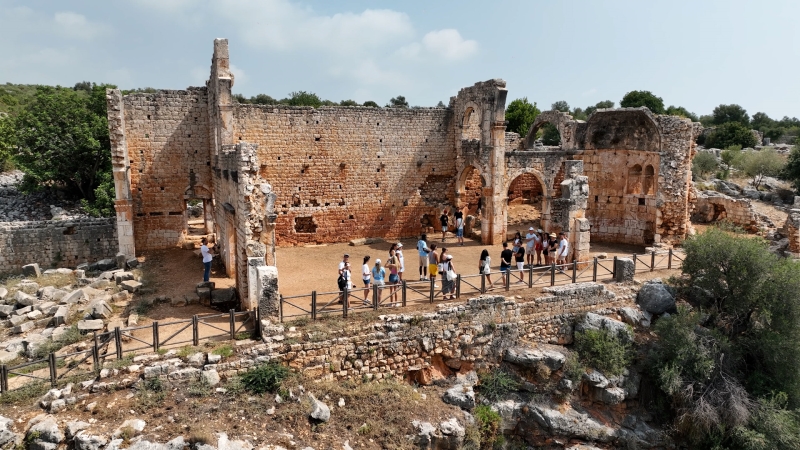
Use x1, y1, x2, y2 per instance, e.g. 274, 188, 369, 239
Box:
428, 243, 439, 287
535, 230, 545, 266
200, 237, 213, 282
417, 234, 430, 281
440, 209, 449, 242
387, 250, 400, 306
525, 227, 537, 267
500, 242, 513, 286
361, 256, 372, 306
515, 244, 526, 283
547, 234, 558, 266
479, 249, 493, 287
395, 242, 405, 281
371, 259, 386, 305
454, 209, 465, 246
557, 232, 570, 267
441, 254, 456, 300
512, 231, 522, 254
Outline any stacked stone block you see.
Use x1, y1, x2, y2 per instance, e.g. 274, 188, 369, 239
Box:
692, 191, 760, 232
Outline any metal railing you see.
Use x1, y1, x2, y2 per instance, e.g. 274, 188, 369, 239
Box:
0, 308, 259, 395
279, 249, 685, 322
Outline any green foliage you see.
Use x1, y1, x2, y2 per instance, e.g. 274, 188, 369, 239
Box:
0, 114, 15, 172
731, 392, 800, 450
584, 100, 614, 117
712, 104, 750, 126
541, 123, 561, 146
13, 84, 113, 198
504, 97, 540, 136
620, 90, 665, 114
387, 95, 409, 108
562, 351, 585, 383
80, 169, 115, 217
0, 83, 39, 116
551, 100, 570, 112
666, 105, 699, 122
739, 148, 786, 189
286, 91, 322, 108
339, 99, 358, 106
693, 151, 719, 178
240, 361, 289, 394
212, 344, 234, 358
705, 122, 758, 150
473, 405, 502, 448
362, 100, 379, 108
477, 368, 520, 401
781, 144, 800, 192
574, 328, 633, 376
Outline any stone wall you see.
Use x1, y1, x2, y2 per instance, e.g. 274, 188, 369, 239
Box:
0, 219, 117, 275
113, 89, 212, 251
232, 105, 456, 245
249, 283, 633, 382
692, 190, 759, 232
783, 209, 800, 256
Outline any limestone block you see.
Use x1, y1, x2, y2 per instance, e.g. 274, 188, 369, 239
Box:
121, 280, 143, 293
61, 290, 87, 305
613, 258, 634, 282
22, 263, 41, 278
15, 291, 39, 307
11, 321, 34, 334
77, 320, 104, 331
114, 272, 134, 285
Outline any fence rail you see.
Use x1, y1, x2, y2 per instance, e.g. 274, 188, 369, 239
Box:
279, 249, 685, 322
0, 308, 259, 395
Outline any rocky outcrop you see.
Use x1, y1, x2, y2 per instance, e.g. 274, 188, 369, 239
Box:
636, 279, 676, 315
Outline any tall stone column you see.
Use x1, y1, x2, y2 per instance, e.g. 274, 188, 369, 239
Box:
484, 123, 508, 244
105, 89, 135, 257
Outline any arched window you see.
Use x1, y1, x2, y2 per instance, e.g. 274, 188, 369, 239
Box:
627, 164, 642, 195
462, 108, 481, 141
643, 165, 655, 195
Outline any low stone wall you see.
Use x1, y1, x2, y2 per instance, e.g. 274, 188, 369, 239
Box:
784, 209, 800, 256
692, 190, 759, 232
234, 283, 634, 382
0, 218, 117, 275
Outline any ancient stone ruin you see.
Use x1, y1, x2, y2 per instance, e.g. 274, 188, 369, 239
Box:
105, 39, 699, 311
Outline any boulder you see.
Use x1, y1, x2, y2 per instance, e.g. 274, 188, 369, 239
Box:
90, 259, 117, 272
575, 313, 633, 343
613, 258, 634, 282
442, 384, 475, 410
27, 416, 63, 450
0, 305, 13, 319
12, 321, 35, 334
61, 290, 87, 305
201, 369, 221, 387
120, 280, 142, 293
517, 403, 615, 444
438, 417, 466, 448
637, 279, 676, 315
112, 419, 146, 438
620, 307, 651, 328
17, 281, 40, 295
0, 287, 7, 301
411, 421, 439, 448
88, 299, 112, 320
126, 258, 139, 270
504, 347, 565, 371
308, 394, 330, 422
600, 387, 626, 405
114, 272, 134, 285
0, 350, 17, 364
74, 432, 108, 450
77, 320, 104, 331
211, 287, 235, 304
22, 263, 42, 278
15, 291, 39, 307
582, 370, 609, 388
0, 415, 18, 448
52, 306, 70, 327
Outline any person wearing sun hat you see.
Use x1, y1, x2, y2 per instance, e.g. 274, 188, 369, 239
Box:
395, 242, 405, 281
441, 254, 456, 300
547, 233, 558, 266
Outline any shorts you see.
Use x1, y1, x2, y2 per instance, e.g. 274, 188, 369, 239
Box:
374, 279, 385, 286
419, 255, 428, 266
363, 278, 371, 287
500, 266, 510, 273
517, 262, 524, 270
456, 228, 464, 237
442, 226, 448, 233
389, 274, 399, 283
429, 264, 439, 276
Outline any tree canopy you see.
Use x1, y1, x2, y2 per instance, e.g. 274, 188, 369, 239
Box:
619, 90, 665, 114
666, 105, 699, 122
505, 97, 540, 136
551, 100, 570, 112
712, 104, 750, 126
388, 95, 409, 108
12, 84, 113, 199
705, 122, 758, 149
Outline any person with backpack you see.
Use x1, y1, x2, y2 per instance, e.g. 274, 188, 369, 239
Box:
441, 254, 456, 300
337, 254, 352, 304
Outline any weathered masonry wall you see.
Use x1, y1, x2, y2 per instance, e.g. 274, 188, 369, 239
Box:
248, 283, 633, 382
692, 191, 759, 232
0, 219, 117, 275
115, 89, 212, 251
232, 105, 456, 245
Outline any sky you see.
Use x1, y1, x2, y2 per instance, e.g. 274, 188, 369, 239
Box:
1, 0, 799, 118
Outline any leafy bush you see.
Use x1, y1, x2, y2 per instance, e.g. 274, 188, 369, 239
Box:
692, 151, 719, 179
240, 361, 289, 394
620, 90, 665, 114
705, 122, 758, 150
81, 169, 115, 217
573, 328, 633, 376
739, 148, 786, 189
541, 123, 561, 146
477, 368, 520, 401
212, 344, 234, 358
473, 405, 502, 448
505, 97, 540, 136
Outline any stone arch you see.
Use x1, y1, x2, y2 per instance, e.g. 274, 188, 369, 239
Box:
583, 108, 662, 152
627, 164, 643, 195
461, 103, 482, 141
524, 110, 573, 149
643, 164, 655, 195
456, 164, 486, 215
184, 184, 213, 199
504, 168, 551, 231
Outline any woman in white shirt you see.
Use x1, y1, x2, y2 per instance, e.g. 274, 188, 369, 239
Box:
361, 256, 372, 306
200, 238, 213, 282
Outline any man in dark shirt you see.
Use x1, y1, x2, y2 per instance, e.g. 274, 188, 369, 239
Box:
500, 242, 513, 285
439, 209, 449, 242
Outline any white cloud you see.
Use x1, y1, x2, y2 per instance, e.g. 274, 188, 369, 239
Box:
421, 29, 478, 61
53, 11, 109, 40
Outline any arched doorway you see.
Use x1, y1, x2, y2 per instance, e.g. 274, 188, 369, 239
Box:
506, 172, 545, 234
459, 165, 485, 215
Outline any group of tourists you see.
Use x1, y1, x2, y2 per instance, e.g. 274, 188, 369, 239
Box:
336, 226, 570, 304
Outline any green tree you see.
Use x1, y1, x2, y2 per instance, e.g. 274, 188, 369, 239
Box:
705, 122, 758, 149
0, 114, 15, 171
741, 148, 786, 189
782, 144, 800, 192
13, 84, 113, 199
712, 104, 750, 126
362, 100, 379, 108
251, 94, 278, 105
80, 169, 115, 217
620, 90, 665, 114
692, 151, 718, 178
339, 99, 358, 106
551, 100, 570, 112
73, 81, 94, 93
666, 105, 699, 122
584, 100, 614, 117
232, 93, 249, 104
387, 95, 409, 108
505, 97, 540, 136
285, 91, 322, 108
436, 100, 445, 108
541, 123, 561, 145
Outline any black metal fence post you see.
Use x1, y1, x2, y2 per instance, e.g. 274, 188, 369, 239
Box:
612, 256, 617, 279
528, 266, 533, 288
632, 253, 637, 273
48, 353, 57, 387
93, 332, 100, 371
229, 309, 236, 340
668, 249, 673, 269
592, 257, 598, 282
373, 285, 379, 310
311, 291, 317, 321
114, 327, 123, 359
550, 263, 556, 286
255, 307, 261, 339
572, 260, 577, 283
192, 316, 199, 346
456, 274, 461, 299
429, 278, 435, 303
505, 271, 510, 291
0, 365, 7, 393
651, 251, 656, 271
480, 274, 486, 294
402, 281, 407, 307
279, 294, 284, 323
342, 288, 349, 319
